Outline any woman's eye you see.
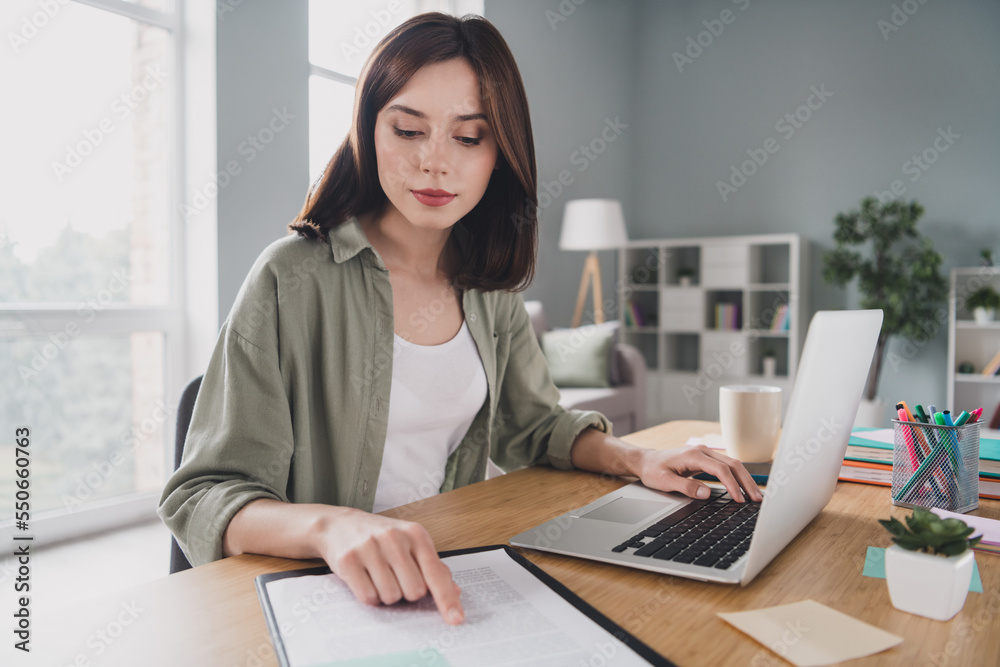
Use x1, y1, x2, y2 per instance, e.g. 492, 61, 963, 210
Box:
457, 136, 482, 146
393, 127, 420, 138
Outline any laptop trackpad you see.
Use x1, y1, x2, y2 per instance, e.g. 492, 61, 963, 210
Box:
581, 498, 674, 524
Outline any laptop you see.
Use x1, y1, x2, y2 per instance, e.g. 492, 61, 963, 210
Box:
510, 309, 883, 585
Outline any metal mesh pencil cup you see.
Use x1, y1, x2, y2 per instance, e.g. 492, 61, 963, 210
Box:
891, 420, 980, 513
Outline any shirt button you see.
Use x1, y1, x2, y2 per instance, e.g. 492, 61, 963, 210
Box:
363, 480, 369, 495
469, 313, 477, 323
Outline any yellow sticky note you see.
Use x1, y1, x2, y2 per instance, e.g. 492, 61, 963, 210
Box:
718, 599, 903, 667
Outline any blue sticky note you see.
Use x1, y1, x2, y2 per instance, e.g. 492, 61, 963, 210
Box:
863, 546, 983, 593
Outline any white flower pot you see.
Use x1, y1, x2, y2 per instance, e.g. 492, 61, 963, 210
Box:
884, 545, 975, 621
854, 397, 887, 428
679, 276, 692, 287
973, 307, 995, 325
762, 356, 777, 378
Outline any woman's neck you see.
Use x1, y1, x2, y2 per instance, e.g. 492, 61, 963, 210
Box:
358, 206, 458, 282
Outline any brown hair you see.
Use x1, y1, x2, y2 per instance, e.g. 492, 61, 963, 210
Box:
289, 12, 538, 292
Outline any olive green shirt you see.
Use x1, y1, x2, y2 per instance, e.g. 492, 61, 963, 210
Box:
157, 217, 611, 566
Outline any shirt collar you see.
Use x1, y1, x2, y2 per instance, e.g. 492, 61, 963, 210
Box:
329, 215, 381, 267
328, 215, 473, 270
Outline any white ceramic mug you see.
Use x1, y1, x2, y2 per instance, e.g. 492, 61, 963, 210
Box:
719, 385, 782, 462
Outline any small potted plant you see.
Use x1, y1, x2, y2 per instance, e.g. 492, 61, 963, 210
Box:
677, 266, 696, 287
981, 247, 994, 267
967, 285, 1000, 324
879, 508, 980, 621
761, 346, 777, 378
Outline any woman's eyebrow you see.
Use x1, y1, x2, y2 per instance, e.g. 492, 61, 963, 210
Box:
385, 103, 486, 122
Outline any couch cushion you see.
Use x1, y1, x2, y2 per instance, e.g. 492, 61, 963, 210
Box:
558, 386, 638, 435
542, 323, 617, 388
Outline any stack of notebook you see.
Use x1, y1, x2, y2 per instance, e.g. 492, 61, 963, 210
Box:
844, 427, 1000, 499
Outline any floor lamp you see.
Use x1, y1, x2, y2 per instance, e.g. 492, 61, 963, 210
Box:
559, 199, 628, 328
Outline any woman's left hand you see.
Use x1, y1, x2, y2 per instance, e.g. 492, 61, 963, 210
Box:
633, 444, 763, 503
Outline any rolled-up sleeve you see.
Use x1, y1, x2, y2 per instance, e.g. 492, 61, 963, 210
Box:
157, 270, 295, 566
491, 295, 612, 472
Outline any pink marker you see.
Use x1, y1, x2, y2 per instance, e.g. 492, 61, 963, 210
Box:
897, 406, 920, 471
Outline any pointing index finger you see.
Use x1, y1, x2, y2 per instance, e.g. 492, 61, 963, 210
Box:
412, 539, 464, 624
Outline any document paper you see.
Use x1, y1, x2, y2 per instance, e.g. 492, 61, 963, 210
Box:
262, 548, 653, 666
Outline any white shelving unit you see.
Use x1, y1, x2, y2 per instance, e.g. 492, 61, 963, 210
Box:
947, 267, 1000, 425
618, 234, 807, 425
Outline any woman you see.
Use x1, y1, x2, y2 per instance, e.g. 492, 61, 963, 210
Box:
158, 12, 760, 627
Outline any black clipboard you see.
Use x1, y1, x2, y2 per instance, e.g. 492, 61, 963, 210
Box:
255, 544, 677, 667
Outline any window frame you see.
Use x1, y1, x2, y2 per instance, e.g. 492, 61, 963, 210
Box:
0, 0, 186, 547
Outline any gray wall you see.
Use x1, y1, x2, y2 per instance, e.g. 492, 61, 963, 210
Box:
215, 1, 1000, 411
485, 0, 637, 327
216, 0, 310, 325
490, 0, 1000, 410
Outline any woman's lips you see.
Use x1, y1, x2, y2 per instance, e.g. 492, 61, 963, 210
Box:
412, 190, 456, 207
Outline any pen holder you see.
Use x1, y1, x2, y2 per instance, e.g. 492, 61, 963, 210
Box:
891, 420, 980, 513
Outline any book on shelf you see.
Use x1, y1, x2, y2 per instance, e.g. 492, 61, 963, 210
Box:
625, 301, 645, 328
768, 304, 790, 332
714, 303, 740, 330
983, 349, 1000, 376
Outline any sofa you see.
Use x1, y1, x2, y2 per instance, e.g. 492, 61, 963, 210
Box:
523, 300, 647, 436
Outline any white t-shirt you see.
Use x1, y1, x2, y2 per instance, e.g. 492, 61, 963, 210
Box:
371, 320, 489, 513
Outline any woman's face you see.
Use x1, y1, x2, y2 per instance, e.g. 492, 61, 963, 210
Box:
373, 58, 499, 232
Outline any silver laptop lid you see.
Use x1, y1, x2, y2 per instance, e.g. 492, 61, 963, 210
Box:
741, 309, 883, 584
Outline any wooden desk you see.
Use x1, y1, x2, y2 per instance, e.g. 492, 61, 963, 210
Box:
36, 421, 999, 666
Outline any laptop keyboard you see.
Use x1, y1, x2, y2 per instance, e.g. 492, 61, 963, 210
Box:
611, 489, 761, 570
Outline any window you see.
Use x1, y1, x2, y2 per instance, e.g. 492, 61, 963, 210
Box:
307, 0, 484, 186
0, 0, 182, 543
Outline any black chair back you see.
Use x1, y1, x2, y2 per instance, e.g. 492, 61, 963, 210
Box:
169, 375, 203, 574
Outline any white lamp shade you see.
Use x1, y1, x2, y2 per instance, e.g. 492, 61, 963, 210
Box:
559, 199, 628, 251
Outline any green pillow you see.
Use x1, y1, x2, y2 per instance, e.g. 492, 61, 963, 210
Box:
541, 323, 617, 388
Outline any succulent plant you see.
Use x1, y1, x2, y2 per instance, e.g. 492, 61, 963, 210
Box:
879, 508, 982, 557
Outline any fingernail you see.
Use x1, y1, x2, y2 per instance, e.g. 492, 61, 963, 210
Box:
449, 608, 463, 624
696, 486, 710, 499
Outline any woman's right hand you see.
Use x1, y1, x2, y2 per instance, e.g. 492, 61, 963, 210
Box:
312, 507, 465, 625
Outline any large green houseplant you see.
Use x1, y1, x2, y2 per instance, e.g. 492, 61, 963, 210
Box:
821, 198, 947, 415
